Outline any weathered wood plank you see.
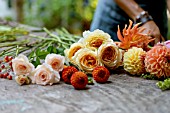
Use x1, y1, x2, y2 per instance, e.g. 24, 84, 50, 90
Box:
0, 73, 169, 113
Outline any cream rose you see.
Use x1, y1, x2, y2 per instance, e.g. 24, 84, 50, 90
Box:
98, 42, 123, 70
12, 54, 35, 76
72, 48, 102, 74
64, 42, 84, 65
31, 63, 60, 85
82, 29, 113, 50
45, 54, 65, 72
15, 75, 31, 86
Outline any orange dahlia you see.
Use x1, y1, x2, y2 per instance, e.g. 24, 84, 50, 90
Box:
144, 45, 170, 78
116, 20, 154, 51
123, 47, 146, 75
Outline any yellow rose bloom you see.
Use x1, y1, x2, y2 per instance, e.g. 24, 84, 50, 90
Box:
64, 42, 84, 64
72, 48, 102, 74
82, 29, 112, 50
98, 42, 123, 70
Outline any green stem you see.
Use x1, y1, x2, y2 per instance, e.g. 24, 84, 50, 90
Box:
0, 40, 30, 47
30, 34, 70, 46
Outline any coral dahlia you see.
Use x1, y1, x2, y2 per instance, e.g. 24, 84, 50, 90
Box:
144, 45, 170, 78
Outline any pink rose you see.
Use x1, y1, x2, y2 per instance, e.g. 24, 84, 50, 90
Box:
12, 54, 35, 76
31, 63, 60, 85
165, 40, 170, 49
45, 54, 65, 72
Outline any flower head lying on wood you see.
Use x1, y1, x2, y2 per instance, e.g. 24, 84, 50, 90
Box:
98, 42, 123, 70
12, 54, 65, 86
65, 29, 122, 72
30, 63, 60, 86
12, 54, 35, 76
144, 45, 170, 78
82, 29, 113, 50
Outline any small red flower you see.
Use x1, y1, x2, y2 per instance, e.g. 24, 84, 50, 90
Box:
62, 66, 78, 84
92, 66, 110, 83
71, 71, 88, 90
7, 75, 12, 80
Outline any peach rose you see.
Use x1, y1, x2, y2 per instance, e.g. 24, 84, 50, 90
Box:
72, 48, 102, 74
12, 54, 35, 76
64, 42, 84, 65
98, 42, 123, 70
15, 75, 31, 86
45, 54, 65, 72
31, 63, 60, 85
82, 29, 113, 50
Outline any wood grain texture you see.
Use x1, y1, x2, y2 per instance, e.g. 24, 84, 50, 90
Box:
0, 73, 169, 113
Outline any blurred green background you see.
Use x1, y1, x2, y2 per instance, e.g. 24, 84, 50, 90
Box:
1, 0, 170, 39
2, 0, 97, 35
23, 0, 98, 34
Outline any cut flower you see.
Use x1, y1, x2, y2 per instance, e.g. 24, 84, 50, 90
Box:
82, 29, 113, 50
98, 42, 122, 70
45, 53, 65, 72
12, 54, 35, 76
30, 63, 60, 85
123, 47, 146, 75
72, 48, 102, 74
144, 45, 170, 78
64, 42, 84, 65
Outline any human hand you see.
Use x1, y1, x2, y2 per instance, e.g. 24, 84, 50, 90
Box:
139, 20, 163, 45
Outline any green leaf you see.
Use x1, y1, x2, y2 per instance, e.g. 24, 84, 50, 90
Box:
57, 47, 65, 55
156, 78, 170, 91
31, 57, 41, 67
47, 45, 57, 53
47, 46, 53, 53
38, 50, 49, 59
36, 57, 41, 65
28, 51, 34, 59
141, 73, 157, 80
31, 61, 37, 67
88, 77, 94, 85
52, 47, 57, 53
35, 48, 41, 55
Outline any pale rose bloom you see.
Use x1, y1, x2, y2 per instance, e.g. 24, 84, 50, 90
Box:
82, 29, 112, 50
98, 42, 123, 70
45, 54, 65, 72
15, 75, 31, 86
12, 54, 35, 76
164, 40, 170, 49
31, 63, 60, 86
64, 42, 84, 65
72, 48, 102, 74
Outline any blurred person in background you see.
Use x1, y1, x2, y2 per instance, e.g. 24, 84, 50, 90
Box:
90, 0, 170, 44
